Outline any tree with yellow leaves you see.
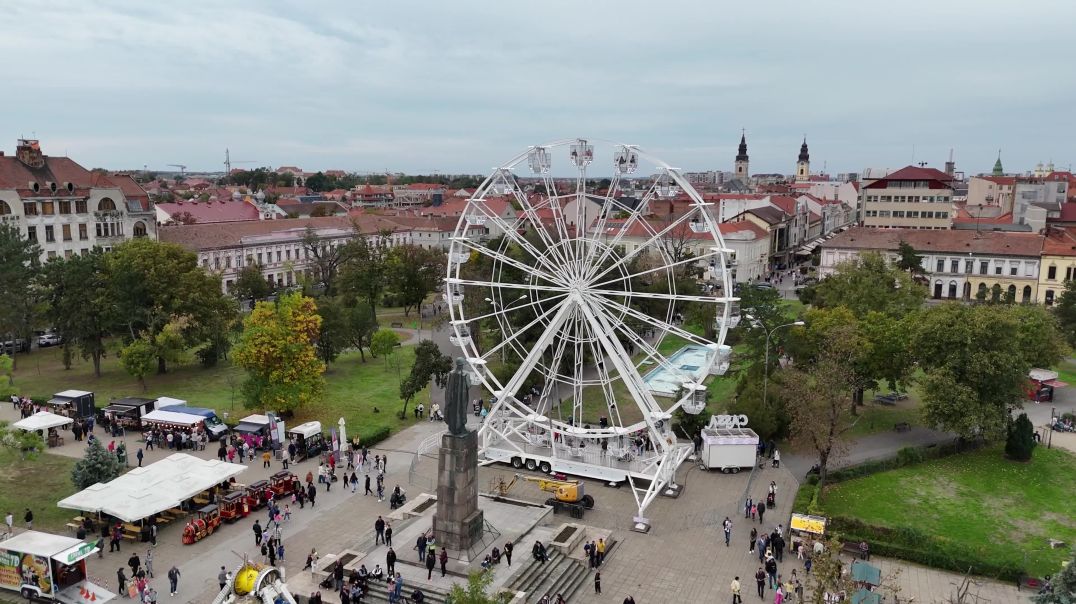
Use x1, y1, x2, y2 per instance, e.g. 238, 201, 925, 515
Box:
233, 292, 326, 413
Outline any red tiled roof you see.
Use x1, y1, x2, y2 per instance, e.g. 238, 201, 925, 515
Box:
1042, 227, 1076, 256
408, 183, 444, 191
156, 199, 261, 223
718, 221, 768, 240
980, 176, 1016, 186
880, 166, 953, 181
1053, 203, 1076, 223
952, 204, 1014, 225
767, 196, 800, 215
822, 227, 1044, 257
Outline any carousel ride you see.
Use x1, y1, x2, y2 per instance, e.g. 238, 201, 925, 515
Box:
446, 139, 737, 528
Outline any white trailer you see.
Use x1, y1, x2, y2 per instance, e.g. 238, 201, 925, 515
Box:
0, 531, 115, 602
700, 426, 759, 473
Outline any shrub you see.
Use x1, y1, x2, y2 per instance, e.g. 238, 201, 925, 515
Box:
1005, 413, 1035, 461
792, 481, 819, 514
896, 446, 924, 465
357, 425, 392, 447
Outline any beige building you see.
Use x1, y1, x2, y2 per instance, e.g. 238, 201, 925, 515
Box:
1038, 227, 1076, 305
966, 175, 1016, 212
860, 166, 955, 229
0, 139, 156, 261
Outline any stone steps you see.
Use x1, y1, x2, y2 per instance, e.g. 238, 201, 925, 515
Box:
360, 580, 452, 604
505, 549, 567, 595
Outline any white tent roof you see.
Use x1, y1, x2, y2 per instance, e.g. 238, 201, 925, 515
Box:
154, 396, 187, 407
141, 410, 204, 426
0, 531, 84, 558
55, 390, 92, 398
13, 411, 74, 432
57, 453, 246, 523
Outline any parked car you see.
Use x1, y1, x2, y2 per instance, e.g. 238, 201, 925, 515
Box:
38, 333, 63, 347
0, 339, 29, 354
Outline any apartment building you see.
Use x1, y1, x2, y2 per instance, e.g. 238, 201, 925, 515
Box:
860, 166, 955, 229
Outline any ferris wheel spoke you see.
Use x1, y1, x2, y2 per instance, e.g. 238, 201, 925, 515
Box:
588, 288, 725, 305
575, 297, 663, 417
586, 206, 704, 285
465, 291, 568, 324
448, 278, 567, 294
455, 237, 563, 287
472, 200, 567, 278
481, 295, 571, 362
590, 248, 722, 290
580, 178, 664, 281
577, 313, 627, 428
577, 173, 624, 274
588, 293, 716, 348
601, 312, 698, 387
506, 184, 573, 270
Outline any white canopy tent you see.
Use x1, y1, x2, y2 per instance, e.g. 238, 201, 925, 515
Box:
141, 409, 205, 427
57, 453, 246, 523
12, 411, 74, 432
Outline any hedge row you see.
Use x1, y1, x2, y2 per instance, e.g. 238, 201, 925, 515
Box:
825, 438, 985, 483
828, 516, 1024, 582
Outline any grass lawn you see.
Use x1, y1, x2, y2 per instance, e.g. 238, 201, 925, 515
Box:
11, 344, 426, 443
0, 449, 78, 533
820, 445, 1076, 576
1052, 357, 1076, 389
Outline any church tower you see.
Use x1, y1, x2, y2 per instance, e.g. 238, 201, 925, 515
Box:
992, 150, 1004, 177
795, 137, 810, 182
734, 131, 750, 180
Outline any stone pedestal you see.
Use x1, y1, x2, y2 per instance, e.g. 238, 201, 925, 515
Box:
433, 431, 485, 551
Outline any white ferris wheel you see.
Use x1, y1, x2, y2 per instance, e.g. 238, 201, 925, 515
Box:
445, 139, 738, 527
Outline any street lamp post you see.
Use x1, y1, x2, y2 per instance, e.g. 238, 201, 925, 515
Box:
763, 320, 806, 410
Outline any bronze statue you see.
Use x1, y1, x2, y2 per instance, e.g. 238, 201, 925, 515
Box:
444, 358, 470, 436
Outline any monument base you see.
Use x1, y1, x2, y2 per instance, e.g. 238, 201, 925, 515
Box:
433, 431, 485, 551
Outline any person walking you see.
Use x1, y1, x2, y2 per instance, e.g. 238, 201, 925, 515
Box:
731, 576, 743, 604
765, 555, 778, 590
262, 450, 272, 469
757, 500, 766, 525
127, 553, 140, 576
386, 548, 396, 576
144, 550, 154, 578
307, 483, 317, 508
375, 517, 386, 545
723, 517, 733, 547
438, 547, 448, 578
425, 548, 436, 580
218, 566, 228, 591
167, 565, 180, 596
597, 538, 606, 565
755, 567, 766, 599
364, 474, 373, 496
749, 527, 758, 553
504, 541, 513, 566
253, 521, 263, 547
136, 448, 144, 467
594, 571, 601, 594
744, 497, 753, 519
117, 568, 127, 598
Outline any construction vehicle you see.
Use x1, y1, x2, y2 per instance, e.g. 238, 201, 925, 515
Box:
490, 474, 594, 518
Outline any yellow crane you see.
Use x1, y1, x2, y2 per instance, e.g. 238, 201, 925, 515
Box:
490, 473, 595, 514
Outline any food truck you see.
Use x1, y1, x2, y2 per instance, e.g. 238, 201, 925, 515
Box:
0, 531, 115, 602
101, 397, 158, 430
234, 414, 285, 449
1028, 368, 1066, 402
286, 421, 327, 461
44, 390, 96, 420
156, 401, 228, 440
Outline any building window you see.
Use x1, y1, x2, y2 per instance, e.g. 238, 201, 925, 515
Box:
950, 260, 959, 273
45, 225, 55, 242
1022, 285, 1032, 303
47, 250, 56, 259
1049, 265, 1058, 280
1010, 265, 1018, 276
894, 211, 905, 218
214, 257, 221, 269
936, 259, 944, 272
979, 261, 988, 275
995, 265, 1002, 275
62, 224, 72, 241
0, 201, 10, 215
132, 221, 147, 238
23, 202, 37, 216
1046, 289, 1056, 305
59, 201, 71, 214
225, 256, 232, 269
41, 201, 55, 215
98, 198, 116, 212
257, 252, 263, 264
948, 281, 957, 298
276, 250, 282, 262
75, 200, 87, 213
64, 250, 73, 259
78, 223, 88, 240
965, 260, 972, 274
1067, 267, 1074, 281
26, 226, 37, 242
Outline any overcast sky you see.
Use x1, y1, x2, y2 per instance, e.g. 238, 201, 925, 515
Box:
2, 1, 1073, 177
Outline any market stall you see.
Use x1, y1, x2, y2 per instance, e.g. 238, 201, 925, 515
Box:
788, 512, 827, 555
101, 397, 157, 431
12, 412, 74, 447
44, 390, 96, 420
57, 453, 247, 527
0, 531, 115, 602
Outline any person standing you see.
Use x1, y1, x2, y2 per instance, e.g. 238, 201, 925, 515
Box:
218, 566, 228, 591
386, 548, 396, 576
23, 508, 32, 530
731, 576, 742, 604
144, 550, 154, 578
117, 568, 127, 597
392, 573, 403, 603
4, 511, 12, 535
385, 523, 393, 547
127, 552, 140, 576
597, 538, 606, 565
375, 517, 386, 545
136, 448, 144, 467
425, 548, 436, 580
167, 565, 180, 597
744, 497, 753, 519
594, 571, 601, 594
253, 521, 263, 547
757, 501, 766, 525
755, 567, 766, 598
417, 534, 427, 563
504, 541, 513, 566
307, 483, 317, 508
438, 547, 448, 578
723, 517, 733, 547
749, 527, 758, 553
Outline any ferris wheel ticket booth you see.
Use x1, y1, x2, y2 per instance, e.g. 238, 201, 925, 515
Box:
0, 531, 115, 602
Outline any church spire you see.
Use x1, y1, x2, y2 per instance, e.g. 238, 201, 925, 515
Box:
734, 129, 750, 179
798, 136, 810, 162
992, 149, 1003, 176
736, 129, 749, 162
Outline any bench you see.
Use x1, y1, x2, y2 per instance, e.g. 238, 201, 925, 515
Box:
894, 422, 911, 433
65, 523, 81, 532
390, 322, 404, 328
841, 542, 868, 559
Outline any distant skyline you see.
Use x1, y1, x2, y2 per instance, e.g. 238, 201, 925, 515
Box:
2, 1, 1074, 176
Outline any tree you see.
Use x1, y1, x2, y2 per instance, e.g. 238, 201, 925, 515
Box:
0, 224, 41, 369
1005, 412, 1036, 461
735, 283, 795, 367
302, 226, 354, 296
1031, 552, 1075, 603
812, 251, 927, 318
315, 297, 352, 365
108, 238, 235, 373
912, 304, 1065, 440
119, 338, 156, 391
233, 263, 272, 302
0, 421, 45, 459
895, 240, 924, 274
399, 339, 452, 418
370, 329, 400, 364
445, 570, 513, 604
339, 233, 391, 313
71, 438, 122, 489
1053, 279, 1076, 347
780, 323, 861, 489
387, 245, 445, 316
0, 354, 13, 398
41, 249, 112, 377
233, 293, 325, 413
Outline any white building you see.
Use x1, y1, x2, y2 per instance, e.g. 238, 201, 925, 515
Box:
0, 140, 156, 260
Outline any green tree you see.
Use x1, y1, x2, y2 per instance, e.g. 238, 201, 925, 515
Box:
1053, 279, 1076, 347
735, 283, 795, 367
0, 421, 45, 459
233, 263, 272, 302
399, 339, 452, 418
71, 438, 122, 489
445, 570, 513, 604
1005, 412, 1036, 461
812, 251, 927, 318
302, 226, 356, 296
1031, 552, 1075, 603
41, 249, 112, 377
370, 328, 400, 363
387, 245, 445, 316
119, 338, 156, 391
233, 293, 326, 413
339, 233, 391, 313
895, 240, 924, 274
315, 297, 352, 365
0, 224, 41, 369
0, 355, 12, 398
108, 238, 234, 373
